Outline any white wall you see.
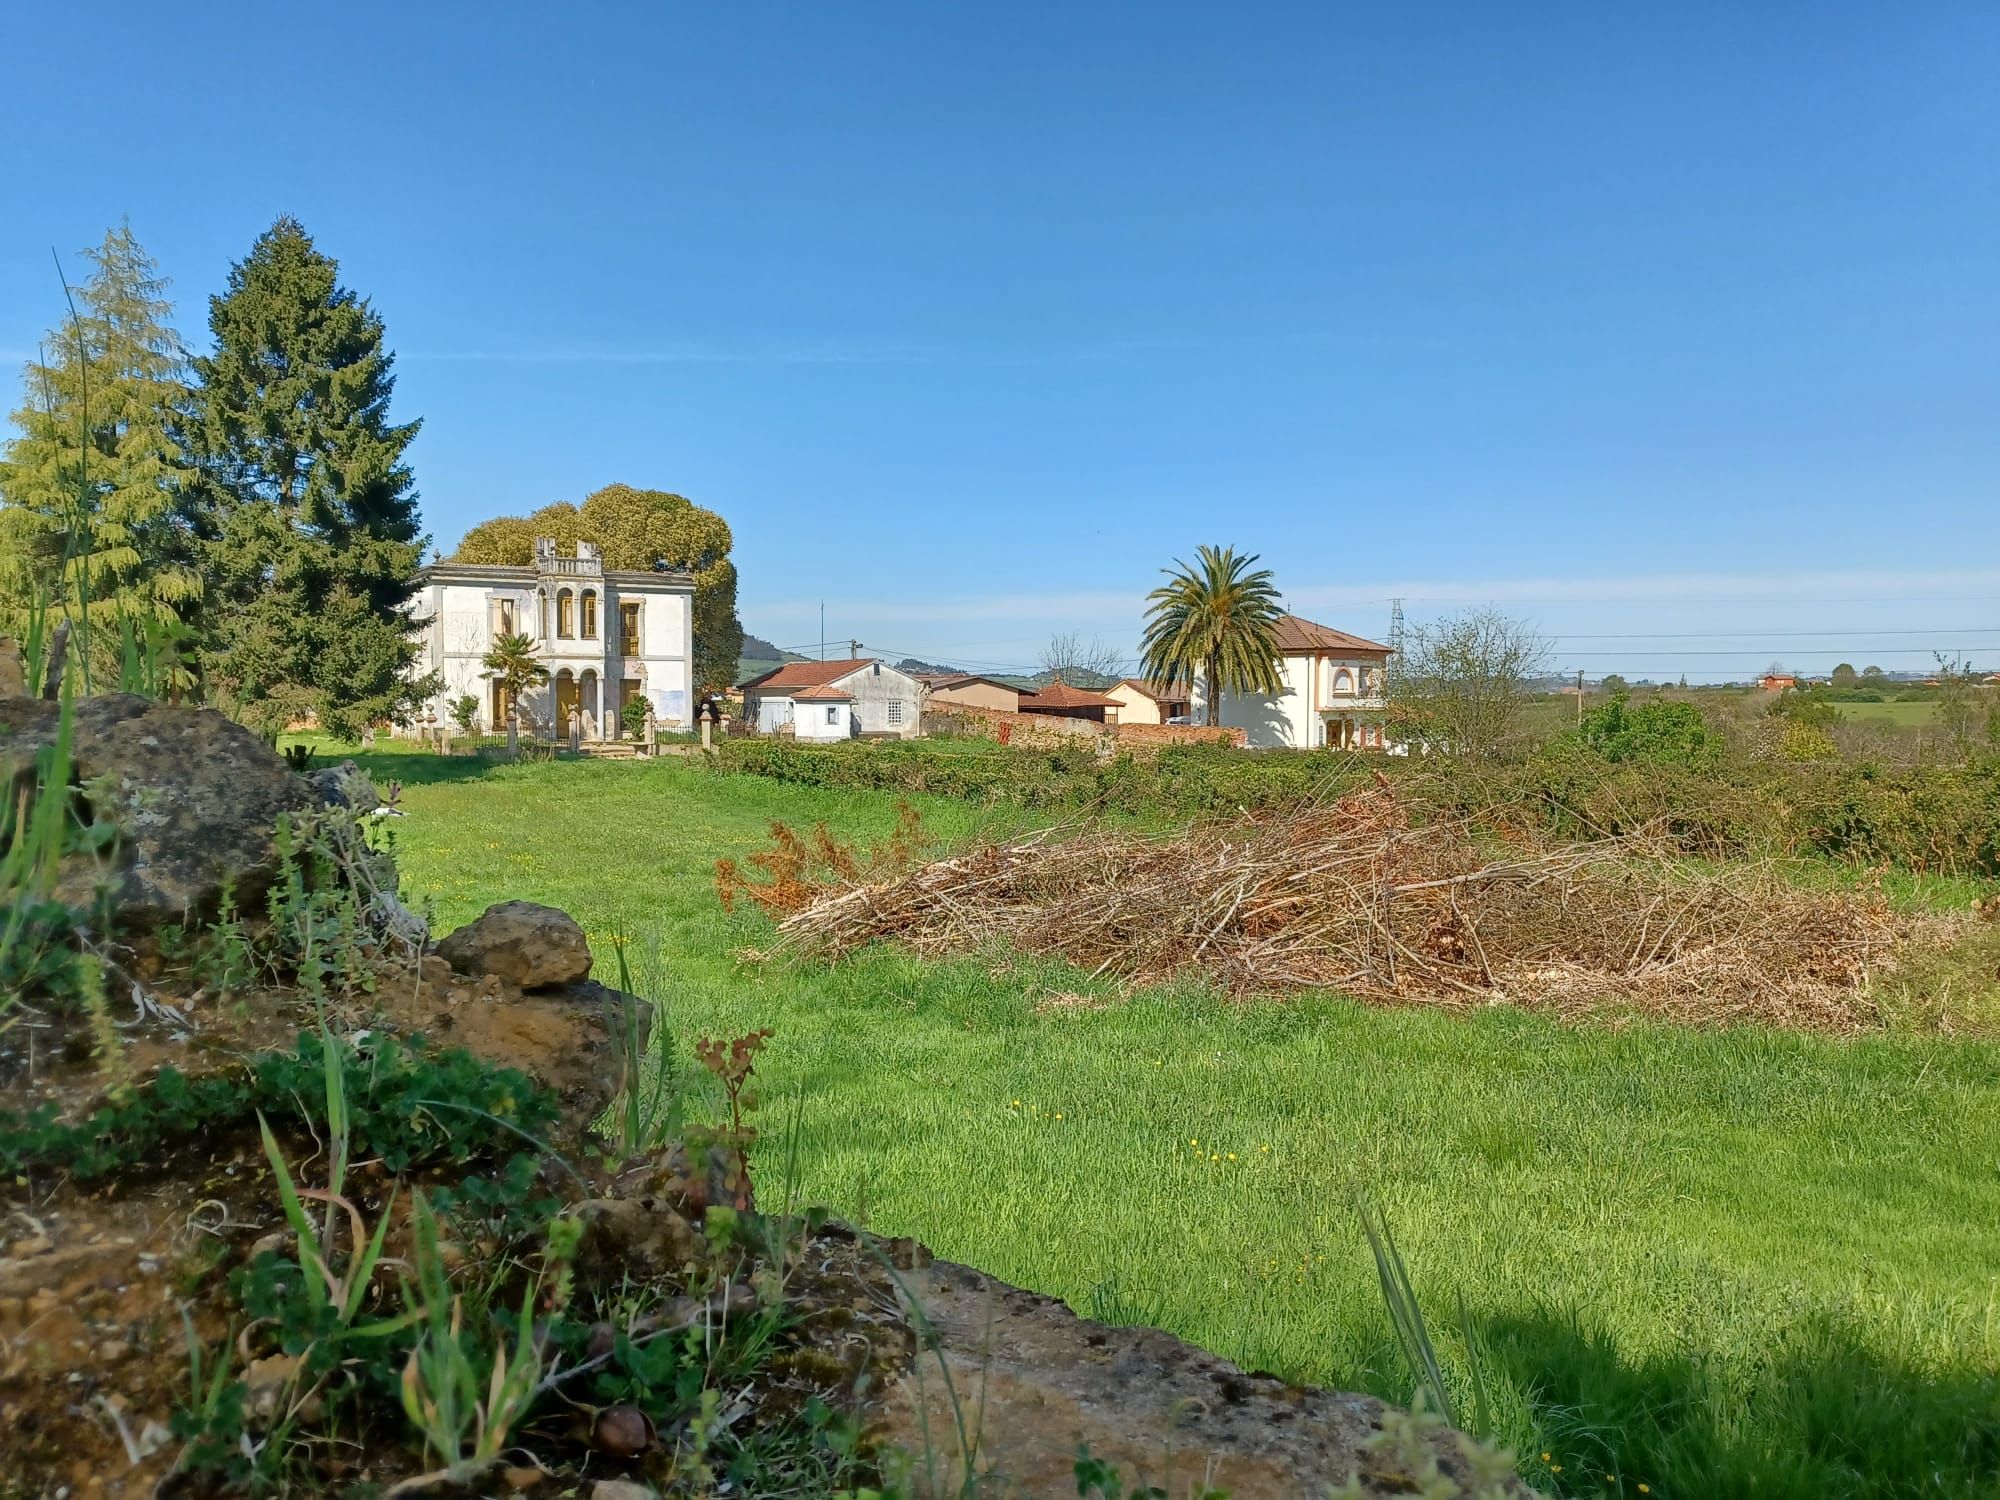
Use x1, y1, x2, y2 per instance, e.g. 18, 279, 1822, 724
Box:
620, 585, 692, 724
839, 663, 921, 738
754, 695, 794, 734
1193, 655, 1312, 748
794, 700, 854, 741
1191, 653, 1389, 749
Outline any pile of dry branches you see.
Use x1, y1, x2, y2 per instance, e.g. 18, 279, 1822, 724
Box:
768, 780, 1940, 1030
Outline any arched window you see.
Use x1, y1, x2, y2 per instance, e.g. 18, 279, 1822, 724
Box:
1332, 668, 1354, 695
581, 589, 598, 639
557, 589, 575, 639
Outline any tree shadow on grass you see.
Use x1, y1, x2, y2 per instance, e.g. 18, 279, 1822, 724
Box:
1475, 1306, 2000, 1500
329, 746, 525, 789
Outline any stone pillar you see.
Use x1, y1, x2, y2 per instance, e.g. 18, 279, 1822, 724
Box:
643, 703, 658, 756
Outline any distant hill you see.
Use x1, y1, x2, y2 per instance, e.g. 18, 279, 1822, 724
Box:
736, 631, 810, 685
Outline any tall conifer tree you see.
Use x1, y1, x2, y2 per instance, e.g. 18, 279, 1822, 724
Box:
180, 216, 431, 736
0, 220, 198, 647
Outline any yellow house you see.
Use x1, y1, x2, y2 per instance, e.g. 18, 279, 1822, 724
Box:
919, 673, 1022, 713
1104, 678, 1192, 726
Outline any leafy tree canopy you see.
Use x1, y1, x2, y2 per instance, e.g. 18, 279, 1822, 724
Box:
1138, 544, 1283, 727
454, 483, 743, 695
1386, 609, 1547, 758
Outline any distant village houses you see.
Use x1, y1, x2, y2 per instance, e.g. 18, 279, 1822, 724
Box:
411, 537, 694, 738
739, 658, 923, 740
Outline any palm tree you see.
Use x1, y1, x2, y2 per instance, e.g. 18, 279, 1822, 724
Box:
1139, 545, 1283, 727
480, 631, 548, 730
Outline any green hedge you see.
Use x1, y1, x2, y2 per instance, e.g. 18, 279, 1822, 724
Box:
714, 738, 2000, 875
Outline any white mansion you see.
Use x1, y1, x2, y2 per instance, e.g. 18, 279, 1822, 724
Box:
410, 537, 696, 738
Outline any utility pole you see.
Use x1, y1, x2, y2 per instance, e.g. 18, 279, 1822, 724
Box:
1576, 668, 1585, 727
849, 638, 862, 659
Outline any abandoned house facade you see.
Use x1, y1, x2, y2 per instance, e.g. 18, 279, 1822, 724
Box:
411, 538, 696, 737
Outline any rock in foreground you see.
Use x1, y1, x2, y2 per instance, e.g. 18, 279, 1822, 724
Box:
435, 899, 594, 989
0, 694, 310, 926
876, 1257, 1527, 1498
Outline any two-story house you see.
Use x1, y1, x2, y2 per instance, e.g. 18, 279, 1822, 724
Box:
410, 537, 696, 737
1191, 612, 1393, 749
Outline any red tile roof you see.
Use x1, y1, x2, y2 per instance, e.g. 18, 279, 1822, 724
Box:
740, 658, 877, 692
789, 684, 854, 702
1271, 614, 1391, 656
1019, 679, 1118, 709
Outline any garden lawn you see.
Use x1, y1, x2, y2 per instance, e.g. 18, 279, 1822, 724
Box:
347, 746, 2000, 1500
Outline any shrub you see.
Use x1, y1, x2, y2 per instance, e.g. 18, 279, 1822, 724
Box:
0, 1031, 559, 1182
1570, 697, 1723, 769
448, 694, 480, 734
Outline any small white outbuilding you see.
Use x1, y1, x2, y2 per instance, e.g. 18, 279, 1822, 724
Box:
738, 658, 923, 739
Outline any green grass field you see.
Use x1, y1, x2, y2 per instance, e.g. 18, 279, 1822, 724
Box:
1833, 699, 1942, 728
343, 746, 2000, 1499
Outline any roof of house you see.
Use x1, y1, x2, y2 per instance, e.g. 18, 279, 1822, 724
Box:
419, 561, 695, 591
789, 684, 854, 702
738, 657, 879, 692
922, 672, 1020, 694
1019, 679, 1119, 709
1272, 613, 1392, 657
1112, 677, 1191, 703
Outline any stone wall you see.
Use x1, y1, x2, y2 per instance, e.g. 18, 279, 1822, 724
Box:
925, 703, 1246, 755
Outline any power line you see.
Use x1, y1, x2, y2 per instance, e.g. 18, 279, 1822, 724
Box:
1549, 626, 2000, 642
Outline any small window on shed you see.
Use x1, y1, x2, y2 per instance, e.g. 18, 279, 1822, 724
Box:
887, 700, 903, 725
872, 662, 881, 676
826, 705, 840, 725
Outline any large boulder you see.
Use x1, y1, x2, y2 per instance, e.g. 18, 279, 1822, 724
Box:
0, 694, 310, 927
435, 900, 593, 989
874, 1256, 1529, 1498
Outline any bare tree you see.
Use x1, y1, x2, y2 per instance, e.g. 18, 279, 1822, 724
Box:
1039, 631, 1125, 687
1386, 608, 1549, 757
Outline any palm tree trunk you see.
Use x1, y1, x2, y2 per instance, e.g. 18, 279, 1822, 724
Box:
1205, 652, 1220, 727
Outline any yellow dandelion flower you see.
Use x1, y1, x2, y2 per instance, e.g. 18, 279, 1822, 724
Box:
1638, 1488, 1650, 1496
1541, 1455, 1551, 1464
1054, 1112, 1064, 1120
1210, 1153, 1219, 1161
1226, 1152, 1237, 1161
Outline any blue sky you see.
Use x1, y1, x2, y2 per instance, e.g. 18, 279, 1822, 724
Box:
4, 2, 1996, 679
